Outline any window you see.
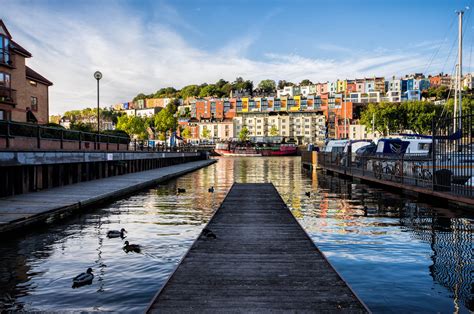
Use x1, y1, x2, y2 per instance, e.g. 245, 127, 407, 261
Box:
0, 110, 4, 120
29, 80, 37, 87
31, 96, 38, 111
0, 34, 11, 65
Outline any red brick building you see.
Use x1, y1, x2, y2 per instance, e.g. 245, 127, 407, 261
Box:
0, 20, 52, 124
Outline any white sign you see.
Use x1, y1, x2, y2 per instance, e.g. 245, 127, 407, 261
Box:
107, 153, 113, 161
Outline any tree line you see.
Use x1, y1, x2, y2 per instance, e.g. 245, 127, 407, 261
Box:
132, 78, 316, 102
360, 99, 474, 135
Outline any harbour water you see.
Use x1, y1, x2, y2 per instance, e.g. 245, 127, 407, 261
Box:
0, 157, 472, 312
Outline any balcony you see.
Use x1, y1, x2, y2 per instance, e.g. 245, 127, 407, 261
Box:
0, 87, 16, 105
0, 49, 14, 68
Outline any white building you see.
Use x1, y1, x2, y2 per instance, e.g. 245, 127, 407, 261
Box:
348, 124, 379, 140
277, 86, 297, 98
234, 112, 326, 144
198, 120, 234, 141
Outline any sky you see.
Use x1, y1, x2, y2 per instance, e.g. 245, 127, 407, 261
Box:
1, 0, 474, 115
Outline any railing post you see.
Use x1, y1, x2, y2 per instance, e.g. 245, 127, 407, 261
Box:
60, 129, 64, 149
431, 118, 436, 191
134, 139, 137, 151
106, 135, 109, 151
79, 131, 82, 150
6, 120, 10, 148
37, 125, 41, 149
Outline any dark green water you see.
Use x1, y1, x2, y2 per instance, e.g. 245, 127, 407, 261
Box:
0, 157, 472, 312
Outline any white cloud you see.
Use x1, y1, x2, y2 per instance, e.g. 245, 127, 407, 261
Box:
1, 1, 438, 115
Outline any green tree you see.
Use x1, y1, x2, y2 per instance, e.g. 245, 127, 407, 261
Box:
360, 102, 406, 136
199, 84, 220, 97
154, 87, 178, 98
269, 125, 279, 136
258, 79, 276, 94
179, 85, 201, 99
133, 93, 148, 102
182, 127, 191, 139
154, 106, 177, 133
239, 126, 250, 141
402, 101, 443, 134
116, 115, 148, 140
300, 79, 313, 86
277, 80, 294, 89
201, 126, 211, 139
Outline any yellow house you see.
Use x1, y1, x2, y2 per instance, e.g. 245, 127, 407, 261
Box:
242, 97, 249, 112
291, 95, 301, 111
336, 80, 347, 93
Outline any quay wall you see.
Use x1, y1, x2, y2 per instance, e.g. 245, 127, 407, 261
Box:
0, 151, 207, 197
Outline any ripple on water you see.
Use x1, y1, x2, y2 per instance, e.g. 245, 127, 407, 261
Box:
0, 157, 471, 312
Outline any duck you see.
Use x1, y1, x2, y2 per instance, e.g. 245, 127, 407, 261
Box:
177, 188, 186, 193
123, 241, 141, 253
72, 268, 94, 287
107, 228, 127, 238
202, 228, 217, 239
305, 192, 311, 197
208, 186, 214, 193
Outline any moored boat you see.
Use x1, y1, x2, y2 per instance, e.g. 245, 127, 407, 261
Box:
215, 142, 296, 157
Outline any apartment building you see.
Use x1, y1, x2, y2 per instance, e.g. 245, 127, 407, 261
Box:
0, 20, 52, 124
233, 112, 326, 144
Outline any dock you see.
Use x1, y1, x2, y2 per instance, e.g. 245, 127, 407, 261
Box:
147, 183, 368, 313
0, 159, 216, 234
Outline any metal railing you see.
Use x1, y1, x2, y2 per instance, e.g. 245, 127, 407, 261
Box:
318, 113, 474, 199
0, 120, 129, 150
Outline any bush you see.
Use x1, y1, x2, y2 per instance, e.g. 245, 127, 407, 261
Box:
102, 129, 131, 144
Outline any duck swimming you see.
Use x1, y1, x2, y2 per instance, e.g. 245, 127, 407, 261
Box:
177, 188, 186, 193
208, 186, 214, 193
107, 228, 127, 238
72, 268, 93, 288
123, 241, 141, 253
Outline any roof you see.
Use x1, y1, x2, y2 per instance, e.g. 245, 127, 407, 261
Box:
11, 40, 32, 58
25, 66, 53, 86
0, 20, 12, 39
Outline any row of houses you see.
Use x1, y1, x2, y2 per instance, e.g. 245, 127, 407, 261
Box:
276, 73, 467, 99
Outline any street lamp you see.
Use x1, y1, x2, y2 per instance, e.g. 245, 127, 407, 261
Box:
94, 71, 102, 133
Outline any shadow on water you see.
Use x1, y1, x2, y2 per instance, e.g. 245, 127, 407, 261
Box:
0, 157, 472, 312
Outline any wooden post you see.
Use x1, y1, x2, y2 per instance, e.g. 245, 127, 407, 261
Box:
79, 131, 82, 150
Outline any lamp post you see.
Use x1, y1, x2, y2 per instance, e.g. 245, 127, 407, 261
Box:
94, 71, 102, 133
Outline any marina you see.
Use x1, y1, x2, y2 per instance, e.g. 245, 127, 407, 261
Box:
0, 157, 471, 312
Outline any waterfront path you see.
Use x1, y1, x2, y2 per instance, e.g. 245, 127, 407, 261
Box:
0, 159, 216, 233
147, 183, 368, 313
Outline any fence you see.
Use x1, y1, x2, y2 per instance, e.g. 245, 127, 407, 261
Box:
318, 113, 474, 199
0, 120, 215, 153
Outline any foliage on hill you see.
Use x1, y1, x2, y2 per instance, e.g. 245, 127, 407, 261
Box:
360, 99, 474, 135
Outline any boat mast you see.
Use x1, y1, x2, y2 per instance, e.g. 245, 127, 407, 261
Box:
454, 10, 463, 131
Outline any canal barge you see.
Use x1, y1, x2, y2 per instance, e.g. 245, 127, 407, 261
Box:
215, 142, 297, 157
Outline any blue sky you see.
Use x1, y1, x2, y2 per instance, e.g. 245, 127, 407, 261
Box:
1, 0, 473, 114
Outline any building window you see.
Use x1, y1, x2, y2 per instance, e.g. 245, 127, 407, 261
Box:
31, 96, 38, 111
0, 34, 11, 65
0, 110, 4, 120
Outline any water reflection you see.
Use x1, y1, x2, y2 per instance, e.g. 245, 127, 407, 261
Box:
0, 157, 472, 312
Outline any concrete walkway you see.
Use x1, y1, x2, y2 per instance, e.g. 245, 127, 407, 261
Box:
0, 159, 216, 233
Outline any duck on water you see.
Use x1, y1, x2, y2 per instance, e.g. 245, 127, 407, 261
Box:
123, 241, 141, 253
72, 268, 94, 288
107, 228, 127, 238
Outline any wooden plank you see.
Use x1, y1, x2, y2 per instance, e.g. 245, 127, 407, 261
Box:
147, 183, 368, 313
0, 159, 216, 233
